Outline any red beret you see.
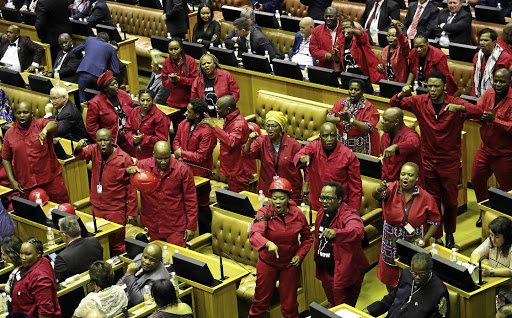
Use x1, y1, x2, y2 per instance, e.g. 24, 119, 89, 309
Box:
97, 71, 115, 90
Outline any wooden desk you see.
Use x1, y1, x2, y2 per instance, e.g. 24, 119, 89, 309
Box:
330, 303, 375, 317
56, 138, 90, 203
396, 245, 510, 318
0, 185, 12, 198
20, 72, 79, 103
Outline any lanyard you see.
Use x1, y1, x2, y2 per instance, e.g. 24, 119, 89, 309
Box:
186, 124, 197, 150
99, 157, 107, 185
401, 195, 416, 224
223, 112, 239, 130
271, 136, 284, 176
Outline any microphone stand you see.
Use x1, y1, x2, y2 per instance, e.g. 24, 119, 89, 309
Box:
222, 252, 256, 277
219, 254, 228, 280
478, 258, 487, 285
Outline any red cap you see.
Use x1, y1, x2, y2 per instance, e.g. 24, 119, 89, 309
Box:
269, 178, 293, 195
97, 70, 115, 90
29, 188, 49, 206
57, 203, 76, 215
130, 170, 158, 193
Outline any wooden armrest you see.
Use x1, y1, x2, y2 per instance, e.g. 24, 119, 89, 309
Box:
245, 114, 256, 122
360, 208, 382, 226
456, 236, 482, 253
186, 233, 212, 250
306, 134, 320, 142
73, 197, 91, 210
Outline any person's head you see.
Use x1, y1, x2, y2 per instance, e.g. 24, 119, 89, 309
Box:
58, 216, 82, 244
413, 33, 429, 58
341, 19, 355, 38
386, 26, 398, 47
186, 99, 209, 123
14, 101, 33, 128
151, 55, 165, 75
49, 86, 69, 110
168, 37, 184, 62
502, 23, 512, 45
410, 252, 433, 287
269, 178, 293, 215
319, 122, 338, 151
153, 141, 171, 172
1, 236, 22, 267
240, 7, 255, 25
323, 7, 338, 30
381, 107, 404, 134
299, 17, 314, 39
319, 182, 344, 215
96, 32, 109, 42
97, 71, 118, 97
418, 0, 428, 4
399, 162, 419, 191
427, 71, 447, 104
89, 261, 114, 290
197, 3, 214, 24
141, 243, 162, 272
348, 79, 364, 103
496, 304, 512, 318
85, 309, 107, 318
478, 28, 498, 55
58, 33, 73, 52
95, 129, 114, 156
233, 17, 251, 38
138, 89, 155, 115
6, 25, 20, 43
488, 216, 512, 255
265, 111, 287, 142
447, 0, 463, 14
216, 95, 237, 119
151, 279, 178, 308
20, 238, 43, 268
199, 53, 219, 78
493, 68, 511, 96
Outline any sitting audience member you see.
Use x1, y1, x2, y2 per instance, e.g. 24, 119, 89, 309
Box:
85, 308, 107, 318
224, 17, 283, 60
117, 244, 169, 306
192, 3, 221, 47
72, 0, 113, 27
73, 261, 128, 318
497, 304, 512, 318
309, 7, 343, 70
0, 236, 22, 294
378, 20, 410, 83
46, 33, 83, 84
403, 0, 439, 39
147, 55, 170, 106
70, 0, 90, 16
224, 7, 257, 45
45, 86, 90, 142
149, 279, 193, 318
359, 0, 400, 46
498, 23, 512, 55
0, 25, 43, 73
472, 28, 512, 98
364, 252, 449, 318
163, 0, 189, 39
289, 17, 316, 69
428, 0, 472, 48
54, 216, 103, 283
0, 88, 13, 124
480, 0, 512, 18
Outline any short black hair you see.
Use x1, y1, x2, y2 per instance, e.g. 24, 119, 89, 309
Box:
478, 28, 498, 41
25, 237, 43, 256
411, 252, 433, 271
489, 216, 512, 257
321, 182, 344, 201
1, 236, 22, 267
89, 261, 114, 290
151, 279, 178, 307
348, 79, 365, 90
189, 98, 209, 119
341, 19, 354, 27
138, 89, 155, 100
427, 70, 447, 84
196, 3, 214, 25
97, 32, 109, 42
233, 17, 251, 30
414, 32, 429, 42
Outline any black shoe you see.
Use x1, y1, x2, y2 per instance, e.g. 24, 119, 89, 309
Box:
476, 216, 482, 228
445, 234, 455, 249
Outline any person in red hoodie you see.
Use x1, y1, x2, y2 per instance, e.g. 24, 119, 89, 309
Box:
314, 181, 368, 306
161, 38, 198, 132
378, 19, 410, 83
309, 7, 343, 71
249, 178, 313, 318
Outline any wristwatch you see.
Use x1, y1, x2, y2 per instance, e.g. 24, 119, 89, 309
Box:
490, 269, 495, 277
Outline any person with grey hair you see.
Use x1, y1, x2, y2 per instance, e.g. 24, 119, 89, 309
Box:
147, 55, 170, 105
53, 216, 103, 283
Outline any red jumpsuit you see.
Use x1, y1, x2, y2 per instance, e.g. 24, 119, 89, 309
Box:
381, 125, 422, 184
2, 118, 70, 204
212, 109, 254, 192
329, 98, 380, 156
309, 23, 343, 70
242, 134, 303, 202
86, 89, 135, 156
125, 105, 170, 160
471, 87, 512, 203
390, 93, 483, 237
471, 49, 512, 97
314, 202, 368, 306
249, 204, 313, 318
135, 157, 198, 247
498, 37, 512, 56
381, 31, 410, 83
294, 141, 362, 212
12, 257, 61, 318
190, 69, 240, 102
378, 181, 440, 287
407, 45, 458, 95
75, 144, 138, 255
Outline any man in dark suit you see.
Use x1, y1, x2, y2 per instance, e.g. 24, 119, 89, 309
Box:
427, 0, 472, 47
148, 55, 170, 105
360, 0, 400, 45
11, 0, 29, 10
53, 216, 103, 283
35, 0, 72, 60
225, 17, 283, 60
403, 0, 439, 39
164, 0, 189, 39
0, 25, 43, 73
72, 0, 113, 27
47, 33, 83, 83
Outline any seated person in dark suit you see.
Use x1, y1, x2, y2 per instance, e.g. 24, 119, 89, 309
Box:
0, 25, 44, 73
72, 0, 113, 27
403, 0, 439, 40
224, 17, 283, 60
53, 216, 103, 283
427, 0, 472, 48
44, 33, 82, 84
44, 86, 91, 142
147, 55, 170, 105
225, 7, 257, 46
359, 0, 400, 46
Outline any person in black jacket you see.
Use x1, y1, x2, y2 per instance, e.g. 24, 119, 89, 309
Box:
403, 0, 439, 39
35, 0, 72, 60
192, 3, 221, 47
0, 25, 44, 73
164, 0, 189, 39
72, 0, 113, 27
44, 33, 82, 83
359, 0, 400, 46
427, 0, 472, 47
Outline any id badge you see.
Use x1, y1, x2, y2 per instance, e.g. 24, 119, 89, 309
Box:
273, 175, 279, 180
97, 184, 103, 194
343, 132, 348, 141
404, 223, 415, 234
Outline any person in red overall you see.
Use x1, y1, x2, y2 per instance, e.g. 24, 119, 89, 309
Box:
162, 38, 198, 132
74, 129, 138, 255
243, 111, 304, 203
472, 68, 512, 227
173, 99, 217, 234
314, 181, 368, 306
390, 70, 483, 248
406, 33, 458, 96
126, 141, 197, 247
326, 79, 380, 156
125, 89, 170, 160
498, 23, 512, 55
249, 178, 313, 318
203, 95, 254, 193
380, 107, 422, 185
309, 7, 343, 70
378, 20, 410, 83
294, 122, 362, 212
86, 70, 136, 157
2, 101, 70, 204
373, 162, 440, 289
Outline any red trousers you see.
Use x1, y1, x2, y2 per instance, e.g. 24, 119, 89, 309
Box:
149, 231, 186, 247
227, 174, 252, 193
249, 259, 301, 318
316, 268, 363, 307
471, 147, 512, 203
423, 158, 460, 237
94, 208, 126, 255
23, 174, 70, 204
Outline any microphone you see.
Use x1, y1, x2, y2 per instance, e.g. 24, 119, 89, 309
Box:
92, 209, 99, 234
308, 201, 314, 227
222, 252, 256, 277
182, 161, 214, 174
478, 257, 486, 285
219, 254, 228, 280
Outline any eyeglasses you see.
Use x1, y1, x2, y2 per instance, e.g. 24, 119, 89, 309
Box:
319, 196, 337, 202
410, 270, 430, 278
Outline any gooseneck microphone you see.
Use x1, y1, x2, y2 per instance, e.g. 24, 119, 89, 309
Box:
222, 252, 256, 277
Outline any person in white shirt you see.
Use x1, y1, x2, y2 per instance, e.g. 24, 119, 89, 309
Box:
359, 0, 400, 46
289, 17, 315, 68
0, 25, 43, 73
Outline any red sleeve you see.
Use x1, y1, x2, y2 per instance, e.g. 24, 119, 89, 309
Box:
177, 56, 198, 87
360, 102, 379, 132
86, 99, 100, 140
398, 31, 410, 59
332, 213, 365, 244
293, 141, 315, 168
458, 98, 484, 120
355, 28, 369, 45
389, 94, 416, 113
124, 110, 137, 147
190, 77, 201, 99
226, 71, 240, 102
181, 166, 198, 231
347, 155, 362, 210
309, 29, 328, 63
122, 154, 138, 216
295, 213, 313, 260
140, 112, 170, 147
181, 129, 217, 164
328, 99, 344, 116
1, 131, 12, 161
407, 50, 417, 75
396, 130, 420, 155
75, 144, 94, 161
213, 123, 245, 150
249, 207, 270, 251
161, 58, 172, 89
242, 135, 264, 160
426, 194, 441, 224
31, 274, 58, 316
173, 122, 184, 151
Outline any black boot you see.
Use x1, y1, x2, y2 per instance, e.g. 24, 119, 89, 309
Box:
445, 233, 455, 249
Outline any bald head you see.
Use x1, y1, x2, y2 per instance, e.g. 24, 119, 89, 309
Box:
320, 122, 338, 151
96, 128, 112, 140
299, 17, 314, 38
144, 243, 162, 259
141, 243, 163, 272
154, 141, 171, 157
58, 33, 71, 43
85, 309, 107, 318
153, 141, 171, 171
381, 107, 404, 134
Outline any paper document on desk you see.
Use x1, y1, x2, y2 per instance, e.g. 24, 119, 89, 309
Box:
334, 309, 362, 318
86, 219, 110, 229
